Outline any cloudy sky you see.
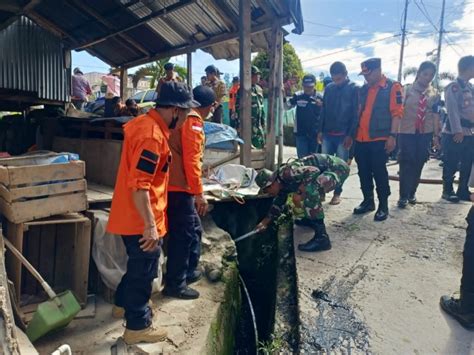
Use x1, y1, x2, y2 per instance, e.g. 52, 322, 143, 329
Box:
72, 0, 474, 85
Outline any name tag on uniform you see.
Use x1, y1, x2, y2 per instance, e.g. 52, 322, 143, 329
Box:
296, 100, 308, 107
192, 124, 203, 132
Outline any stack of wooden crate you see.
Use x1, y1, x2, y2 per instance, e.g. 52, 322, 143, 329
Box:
0, 153, 91, 307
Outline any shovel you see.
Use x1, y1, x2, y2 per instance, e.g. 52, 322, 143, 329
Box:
4, 238, 81, 342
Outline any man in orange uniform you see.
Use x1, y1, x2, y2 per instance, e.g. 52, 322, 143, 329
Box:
163, 85, 216, 299
228, 76, 240, 128
353, 58, 404, 221
107, 82, 199, 345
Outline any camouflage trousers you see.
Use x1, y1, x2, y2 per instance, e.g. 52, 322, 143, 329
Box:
252, 125, 265, 149
290, 182, 325, 220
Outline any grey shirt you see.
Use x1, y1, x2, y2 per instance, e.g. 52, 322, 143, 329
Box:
443, 78, 474, 136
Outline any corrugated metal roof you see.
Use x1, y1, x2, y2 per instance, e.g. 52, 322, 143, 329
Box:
9, 0, 303, 69
0, 16, 69, 105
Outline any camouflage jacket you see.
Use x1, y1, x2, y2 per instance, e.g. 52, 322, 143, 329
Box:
267, 154, 350, 220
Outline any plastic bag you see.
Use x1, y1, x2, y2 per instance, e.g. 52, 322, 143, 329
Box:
92, 210, 164, 293
210, 164, 257, 189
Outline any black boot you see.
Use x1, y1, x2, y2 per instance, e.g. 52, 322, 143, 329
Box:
440, 291, 474, 330
353, 197, 375, 215
298, 221, 332, 252
374, 199, 389, 221
442, 182, 460, 203
397, 198, 408, 209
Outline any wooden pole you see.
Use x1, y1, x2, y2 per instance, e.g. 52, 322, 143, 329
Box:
119, 68, 127, 100
265, 24, 283, 170
187, 52, 192, 86
239, 0, 252, 167
277, 31, 284, 166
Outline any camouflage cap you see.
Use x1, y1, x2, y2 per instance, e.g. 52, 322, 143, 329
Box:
256, 169, 276, 189
251, 66, 261, 75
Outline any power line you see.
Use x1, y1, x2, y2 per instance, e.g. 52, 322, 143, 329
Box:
300, 34, 401, 63
398, 0, 410, 82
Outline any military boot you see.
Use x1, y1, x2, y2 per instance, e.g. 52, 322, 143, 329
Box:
297, 221, 332, 252
374, 199, 389, 222
123, 325, 167, 344
440, 291, 474, 330
353, 196, 375, 215
442, 182, 460, 203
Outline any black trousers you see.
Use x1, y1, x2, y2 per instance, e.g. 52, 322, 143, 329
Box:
166, 192, 202, 291
461, 206, 474, 304
115, 235, 160, 330
354, 140, 391, 200
442, 134, 474, 194
398, 133, 432, 199
211, 105, 223, 124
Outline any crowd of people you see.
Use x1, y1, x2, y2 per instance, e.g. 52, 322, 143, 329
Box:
72, 54, 473, 344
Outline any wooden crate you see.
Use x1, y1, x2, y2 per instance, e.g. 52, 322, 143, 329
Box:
0, 154, 87, 223
4, 213, 92, 307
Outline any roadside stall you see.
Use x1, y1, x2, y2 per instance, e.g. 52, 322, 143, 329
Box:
0, 0, 303, 353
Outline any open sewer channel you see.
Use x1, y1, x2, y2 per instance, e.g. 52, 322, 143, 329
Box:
211, 197, 298, 354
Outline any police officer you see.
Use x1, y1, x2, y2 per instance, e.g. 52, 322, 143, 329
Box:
204, 65, 227, 123
107, 82, 200, 345
441, 55, 474, 202
255, 154, 350, 252
164, 86, 215, 300
285, 74, 323, 158
235, 66, 266, 149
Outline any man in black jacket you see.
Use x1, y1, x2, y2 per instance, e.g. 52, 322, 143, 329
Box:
286, 74, 323, 158
318, 62, 359, 205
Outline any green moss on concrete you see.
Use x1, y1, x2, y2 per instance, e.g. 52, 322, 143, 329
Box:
205, 262, 241, 355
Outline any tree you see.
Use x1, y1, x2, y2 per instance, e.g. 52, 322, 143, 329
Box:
252, 43, 304, 95
132, 58, 187, 89
403, 66, 455, 84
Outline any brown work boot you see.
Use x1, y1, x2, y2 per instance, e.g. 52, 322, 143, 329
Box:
112, 300, 154, 319
123, 325, 167, 345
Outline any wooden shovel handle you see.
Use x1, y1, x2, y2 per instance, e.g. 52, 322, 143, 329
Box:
3, 237, 58, 301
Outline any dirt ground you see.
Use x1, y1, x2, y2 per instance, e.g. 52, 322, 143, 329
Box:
287, 149, 473, 354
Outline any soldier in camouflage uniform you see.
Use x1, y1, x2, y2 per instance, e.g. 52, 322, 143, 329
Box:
235, 66, 266, 149
255, 153, 350, 252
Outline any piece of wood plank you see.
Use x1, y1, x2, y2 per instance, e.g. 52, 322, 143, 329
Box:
5, 222, 24, 303
72, 219, 91, 307
1, 193, 88, 224
4, 179, 86, 202
0, 234, 21, 355
38, 225, 56, 287
5, 161, 85, 186
23, 227, 41, 296
0, 153, 59, 167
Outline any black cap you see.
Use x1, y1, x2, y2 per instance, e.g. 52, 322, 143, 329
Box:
164, 63, 174, 71
156, 82, 200, 108
302, 74, 316, 86
359, 58, 381, 75
232, 76, 239, 83
205, 65, 218, 74
192, 85, 216, 107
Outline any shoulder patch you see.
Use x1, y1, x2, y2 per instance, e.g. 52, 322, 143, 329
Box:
396, 91, 403, 104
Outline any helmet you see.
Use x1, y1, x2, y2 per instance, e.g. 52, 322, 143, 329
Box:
255, 169, 275, 189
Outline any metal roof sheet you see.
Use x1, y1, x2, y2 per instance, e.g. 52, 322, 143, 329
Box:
1, 0, 303, 68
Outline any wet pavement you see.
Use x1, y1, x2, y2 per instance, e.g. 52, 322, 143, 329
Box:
282, 150, 474, 354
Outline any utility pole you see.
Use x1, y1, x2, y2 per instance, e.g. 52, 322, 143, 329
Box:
397, 0, 409, 82
435, 0, 447, 85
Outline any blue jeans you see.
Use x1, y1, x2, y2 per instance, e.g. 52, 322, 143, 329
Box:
295, 135, 319, 158
321, 134, 349, 195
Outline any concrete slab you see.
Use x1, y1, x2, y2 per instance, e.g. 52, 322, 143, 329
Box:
292, 159, 473, 353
